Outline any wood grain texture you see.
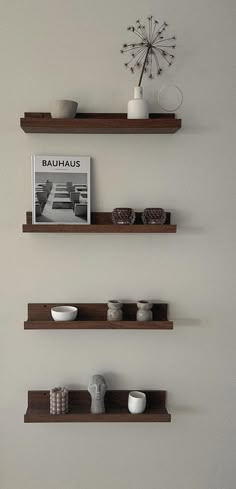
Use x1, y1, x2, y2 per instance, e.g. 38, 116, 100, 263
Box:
20, 112, 181, 134
24, 390, 171, 423
24, 303, 173, 330
23, 212, 177, 233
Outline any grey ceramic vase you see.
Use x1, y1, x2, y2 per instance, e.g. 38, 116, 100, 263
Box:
107, 300, 123, 321
88, 375, 107, 414
50, 387, 69, 415
137, 301, 153, 321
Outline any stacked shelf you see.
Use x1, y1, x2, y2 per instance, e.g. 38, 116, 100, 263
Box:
24, 390, 171, 423
20, 112, 182, 134
22, 110, 179, 423
24, 303, 173, 330
22, 211, 177, 233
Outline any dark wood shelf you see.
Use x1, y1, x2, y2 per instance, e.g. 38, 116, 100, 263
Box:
23, 212, 177, 234
20, 112, 181, 134
24, 390, 171, 423
24, 303, 173, 330
25, 320, 173, 330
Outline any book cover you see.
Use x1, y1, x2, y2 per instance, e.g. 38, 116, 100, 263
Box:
32, 155, 90, 224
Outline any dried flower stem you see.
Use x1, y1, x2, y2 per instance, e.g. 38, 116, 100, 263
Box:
138, 45, 151, 86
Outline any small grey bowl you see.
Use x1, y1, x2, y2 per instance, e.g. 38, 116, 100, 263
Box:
51, 100, 78, 118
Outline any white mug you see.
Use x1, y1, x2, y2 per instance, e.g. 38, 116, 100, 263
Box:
128, 391, 146, 414
51, 100, 78, 119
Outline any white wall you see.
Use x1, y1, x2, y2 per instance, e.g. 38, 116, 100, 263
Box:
0, 1, 235, 488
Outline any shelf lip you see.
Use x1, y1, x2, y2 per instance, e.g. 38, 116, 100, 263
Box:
20, 112, 181, 134
23, 224, 177, 233
24, 411, 171, 423
24, 390, 171, 423
24, 320, 173, 330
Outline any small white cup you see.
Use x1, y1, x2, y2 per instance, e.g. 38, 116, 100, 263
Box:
51, 306, 78, 321
128, 391, 146, 414
51, 100, 78, 118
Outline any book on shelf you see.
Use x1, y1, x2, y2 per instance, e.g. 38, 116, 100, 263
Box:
32, 155, 91, 224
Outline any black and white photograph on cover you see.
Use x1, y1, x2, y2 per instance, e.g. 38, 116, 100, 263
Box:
32, 155, 90, 224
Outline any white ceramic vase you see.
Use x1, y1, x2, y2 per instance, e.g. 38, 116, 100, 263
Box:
127, 86, 149, 119
128, 391, 146, 414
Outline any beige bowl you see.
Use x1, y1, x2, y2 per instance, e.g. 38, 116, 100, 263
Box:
51, 100, 78, 118
51, 306, 78, 321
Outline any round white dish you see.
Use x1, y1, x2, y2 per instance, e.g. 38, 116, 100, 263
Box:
51, 306, 78, 321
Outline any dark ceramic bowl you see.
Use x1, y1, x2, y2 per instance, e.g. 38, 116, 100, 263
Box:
142, 208, 166, 224
112, 208, 135, 225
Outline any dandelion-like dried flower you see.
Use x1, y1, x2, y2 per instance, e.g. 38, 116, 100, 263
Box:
121, 15, 176, 85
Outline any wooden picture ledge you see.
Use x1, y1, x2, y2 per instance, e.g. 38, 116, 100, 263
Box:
20, 112, 182, 134
25, 390, 171, 423
23, 212, 177, 233
24, 302, 173, 330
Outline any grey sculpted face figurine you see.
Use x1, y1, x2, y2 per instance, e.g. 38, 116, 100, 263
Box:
88, 375, 107, 414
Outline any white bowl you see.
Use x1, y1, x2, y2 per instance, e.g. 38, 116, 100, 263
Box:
51, 306, 78, 321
